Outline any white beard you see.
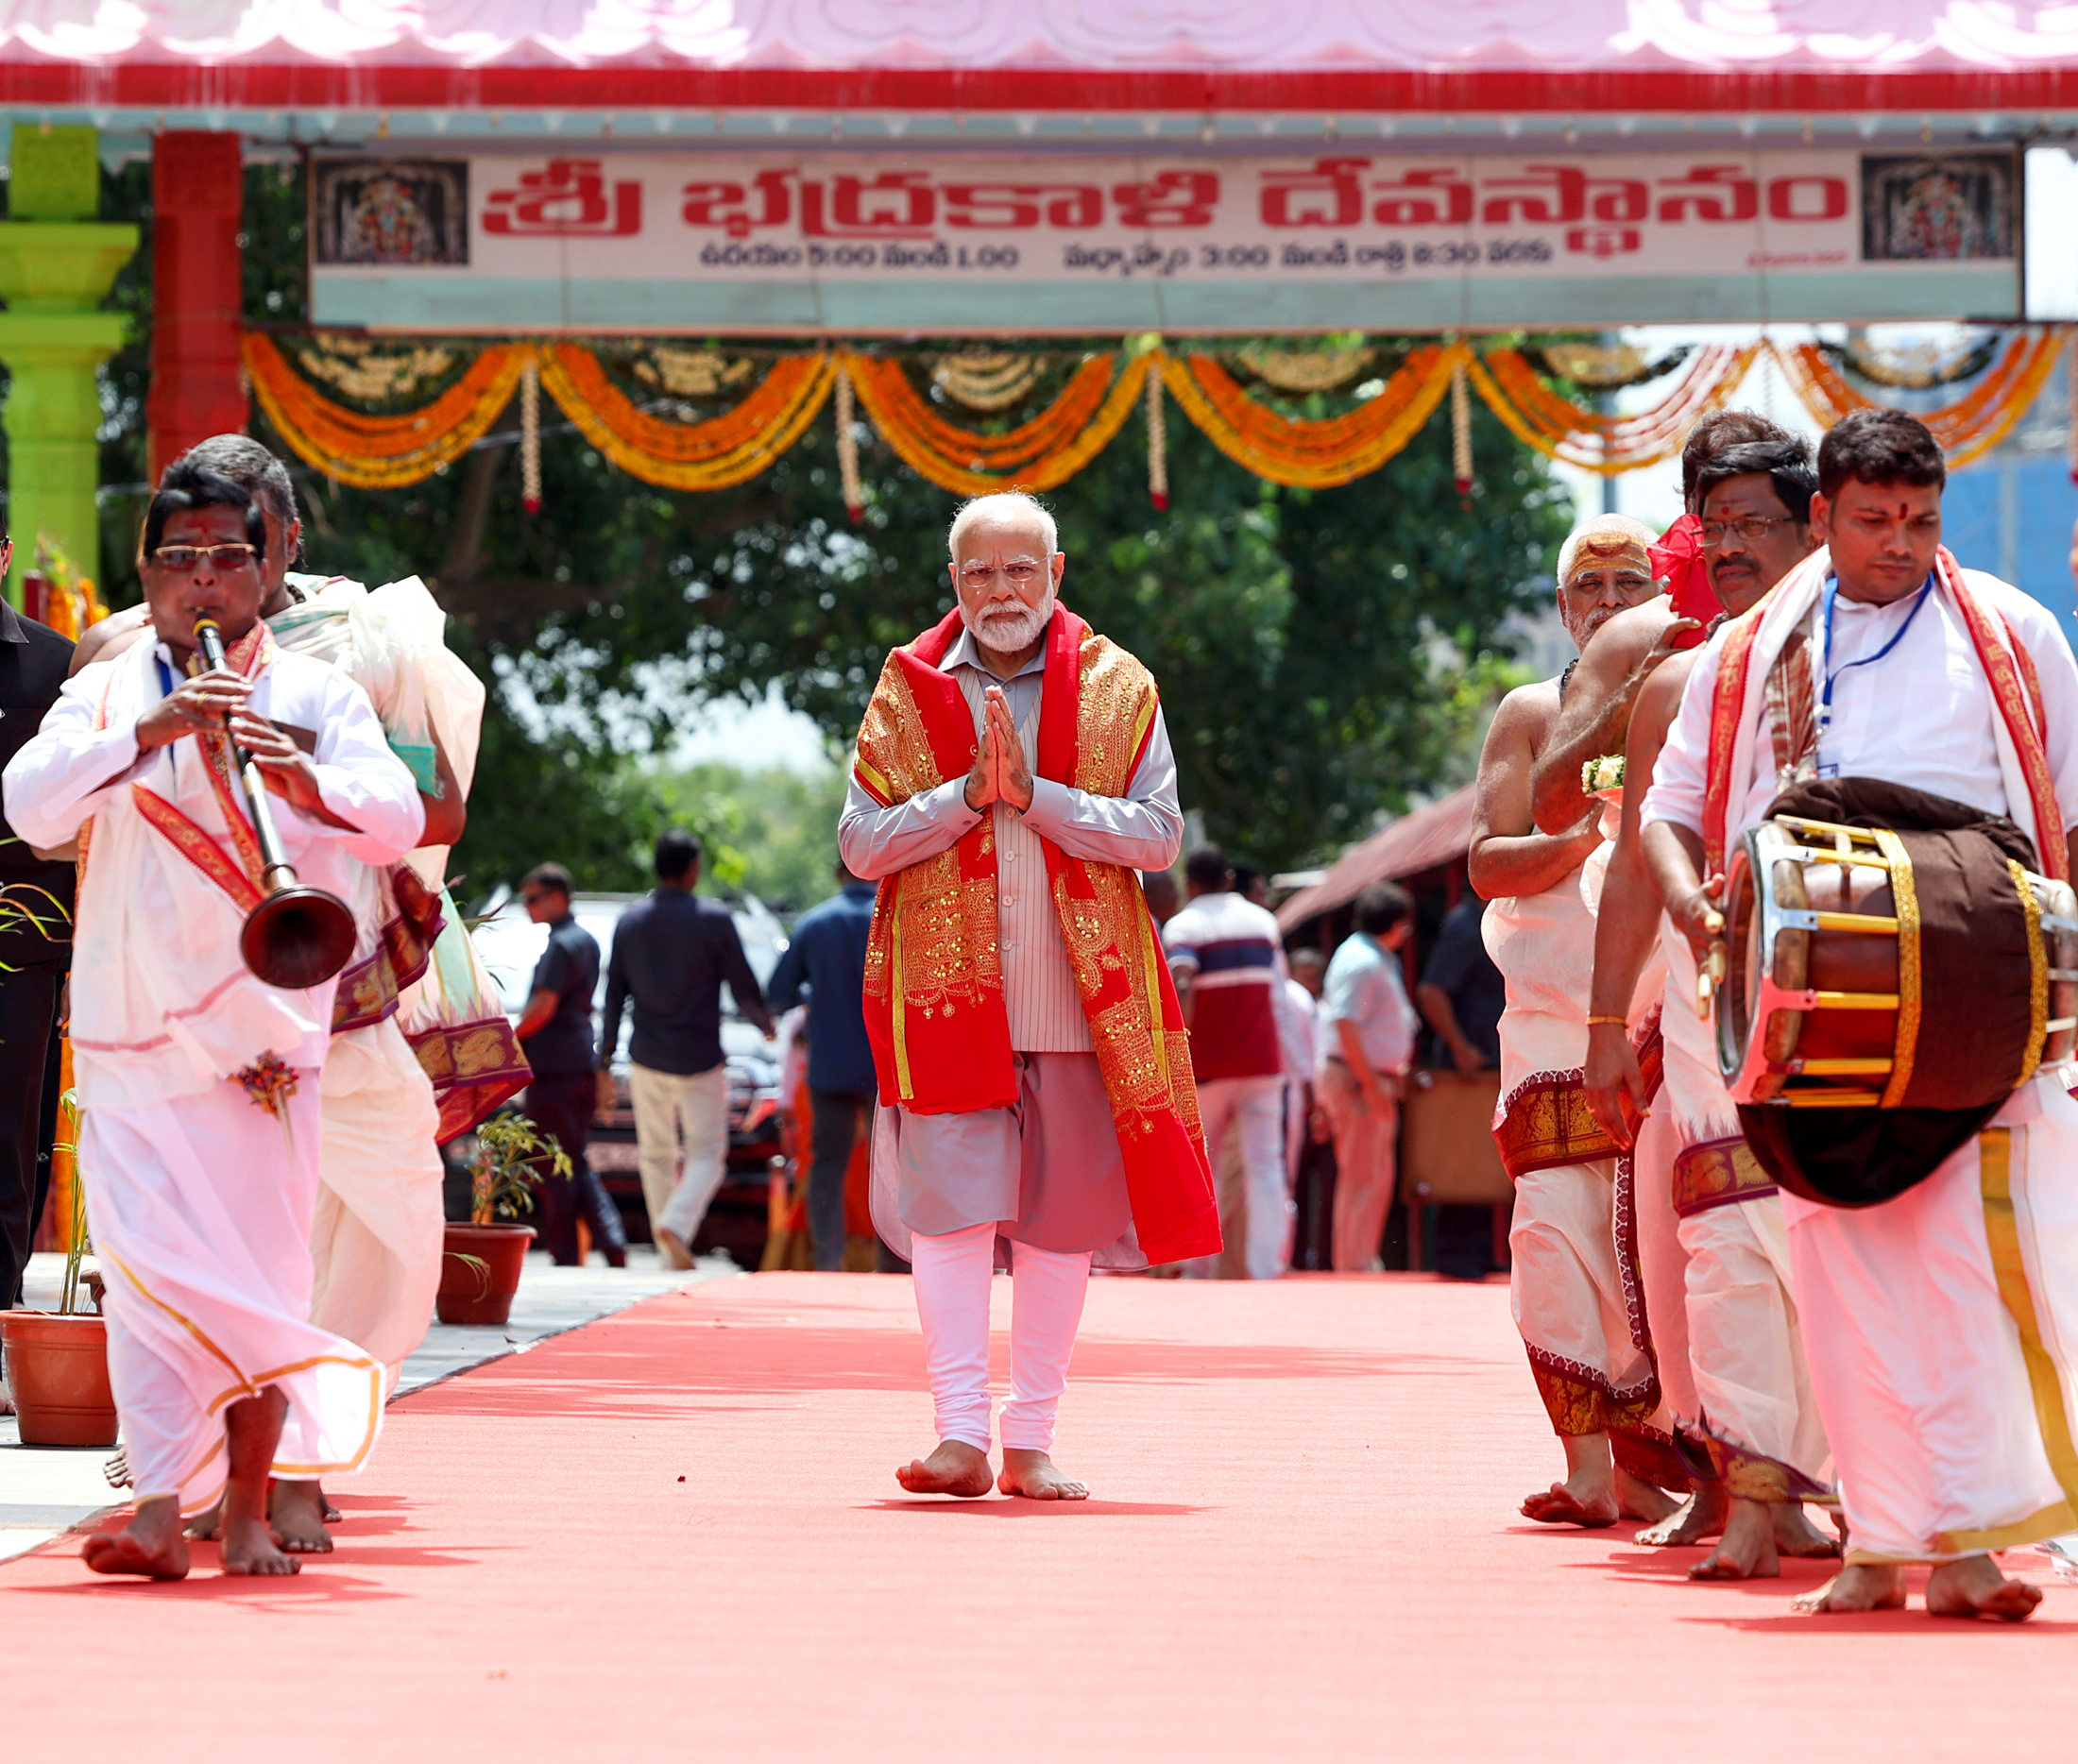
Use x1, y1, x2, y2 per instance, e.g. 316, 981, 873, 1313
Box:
964, 588, 1055, 653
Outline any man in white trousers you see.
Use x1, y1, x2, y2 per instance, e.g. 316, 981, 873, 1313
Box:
841, 491, 1218, 1500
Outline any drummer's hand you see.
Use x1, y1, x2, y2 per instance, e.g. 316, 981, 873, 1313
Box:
1667, 871, 1729, 964
1584, 1022, 1646, 1151
228, 710, 336, 820
135, 668, 251, 751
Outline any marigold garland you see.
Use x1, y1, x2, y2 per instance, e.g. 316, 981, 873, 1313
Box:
244, 331, 529, 489
242, 327, 2073, 503
1158, 346, 1464, 488
1773, 331, 2064, 469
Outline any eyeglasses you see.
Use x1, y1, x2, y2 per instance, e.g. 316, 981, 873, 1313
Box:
959, 561, 1046, 588
150, 543, 260, 573
1700, 516, 1796, 550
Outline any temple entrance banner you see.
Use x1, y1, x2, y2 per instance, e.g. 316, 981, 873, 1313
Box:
308, 147, 2019, 334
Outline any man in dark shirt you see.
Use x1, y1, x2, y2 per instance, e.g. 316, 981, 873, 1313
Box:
0, 579, 77, 1316
766, 861, 877, 1271
516, 863, 626, 1267
598, 830, 773, 1270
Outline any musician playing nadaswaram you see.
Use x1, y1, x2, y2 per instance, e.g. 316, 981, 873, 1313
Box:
1644, 409, 2078, 1620
2, 465, 423, 1578
839, 490, 1218, 1501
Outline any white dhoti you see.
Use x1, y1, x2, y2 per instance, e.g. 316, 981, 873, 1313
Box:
1660, 926, 1831, 1500
1488, 866, 1679, 1484
1783, 1076, 2078, 1563
85, 1077, 384, 1515
309, 1017, 447, 1383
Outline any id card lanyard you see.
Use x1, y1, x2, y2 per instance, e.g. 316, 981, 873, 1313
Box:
1814, 573, 1933, 765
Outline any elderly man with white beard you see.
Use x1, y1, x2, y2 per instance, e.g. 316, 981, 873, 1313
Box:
840, 491, 1218, 1501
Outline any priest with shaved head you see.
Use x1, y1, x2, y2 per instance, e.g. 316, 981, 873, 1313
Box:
840, 490, 1218, 1501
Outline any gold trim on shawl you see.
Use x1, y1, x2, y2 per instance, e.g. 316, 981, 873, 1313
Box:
890, 909, 912, 1100
1135, 890, 1171, 1091
1977, 1125, 2078, 1513
2008, 861, 2049, 1088
1875, 828, 1921, 1108
1492, 1070, 1619, 1181
1669, 1136, 1777, 1217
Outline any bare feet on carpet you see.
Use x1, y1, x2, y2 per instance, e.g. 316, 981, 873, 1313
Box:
1690, 1498, 1780, 1581
1522, 1433, 1619, 1527
1793, 1563, 1907, 1614
998, 1449, 1088, 1501
1773, 1503, 1842, 1558
184, 1499, 222, 1542
656, 1227, 694, 1272
269, 1480, 333, 1553
1615, 1468, 1679, 1524
220, 1388, 299, 1575
1636, 1484, 1729, 1547
1925, 1555, 2044, 1621
895, 1438, 994, 1499
82, 1494, 190, 1580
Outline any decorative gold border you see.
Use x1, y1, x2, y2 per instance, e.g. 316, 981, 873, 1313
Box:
1874, 827, 1921, 1108
1670, 1135, 1777, 1217
890, 907, 912, 1100
1493, 1069, 1619, 1180
2008, 860, 2049, 1088
1978, 1125, 2078, 1512
130, 785, 263, 913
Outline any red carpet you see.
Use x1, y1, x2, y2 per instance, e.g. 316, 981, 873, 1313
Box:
6, 1272, 2072, 1760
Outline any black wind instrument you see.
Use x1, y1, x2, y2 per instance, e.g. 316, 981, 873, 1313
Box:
193, 614, 356, 990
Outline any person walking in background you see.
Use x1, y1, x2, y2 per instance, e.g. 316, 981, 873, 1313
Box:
598, 830, 775, 1271
1141, 867, 1181, 927
1415, 892, 1509, 1280
1279, 947, 1325, 1193
1319, 882, 1418, 1272
1165, 844, 1292, 1280
766, 860, 877, 1271
516, 864, 626, 1268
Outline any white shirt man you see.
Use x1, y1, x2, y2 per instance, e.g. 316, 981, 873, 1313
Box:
1643, 410, 2078, 1620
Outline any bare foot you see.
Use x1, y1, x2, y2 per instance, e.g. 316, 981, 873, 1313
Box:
83, 1496, 190, 1580
1521, 1479, 1620, 1527
1691, 1498, 1780, 1581
999, 1448, 1089, 1501
184, 1499, 222, 1542
1636, 1484, 1729, 1547
1793, 1563, 1907, 1614
1926, 1554, 2044, 1622
219, 1387, 298, 1575
894, 1438, 993, 1498
1774, 1503, 1843, 1559
1616, 1467, 1680, 1525
222, 1510, 300, 1576
656, 1228, 694, 1272
269, 1481, 333, 1554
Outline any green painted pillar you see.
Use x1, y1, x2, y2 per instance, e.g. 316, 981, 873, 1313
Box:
0, 125, 138, 606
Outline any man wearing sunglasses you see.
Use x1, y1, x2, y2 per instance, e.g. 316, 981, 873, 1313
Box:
4, 464, 423, 1579
76, 433, 517, 1552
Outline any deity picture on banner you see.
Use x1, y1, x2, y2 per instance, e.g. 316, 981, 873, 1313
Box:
315, 161, 470, 267
1860, 152, 2016, 262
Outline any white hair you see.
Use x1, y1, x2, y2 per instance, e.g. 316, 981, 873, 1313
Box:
947, 490, 1058, 561
1555, 513, 1657, 585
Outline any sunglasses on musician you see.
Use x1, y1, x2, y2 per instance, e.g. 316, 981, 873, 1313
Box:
149, 543, 261, 573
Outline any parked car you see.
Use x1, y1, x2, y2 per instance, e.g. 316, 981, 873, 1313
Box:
466, 889, 788, 1264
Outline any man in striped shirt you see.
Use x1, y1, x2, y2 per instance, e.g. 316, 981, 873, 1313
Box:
1165, 844, 1292, 1279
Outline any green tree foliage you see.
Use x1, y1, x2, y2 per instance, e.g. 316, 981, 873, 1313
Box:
70, 160, 1574, 889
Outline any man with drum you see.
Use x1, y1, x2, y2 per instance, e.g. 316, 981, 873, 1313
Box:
1644, 408, 2078, 1620
1471, 513, 1683, 1529
1582, 436, 1843, 1580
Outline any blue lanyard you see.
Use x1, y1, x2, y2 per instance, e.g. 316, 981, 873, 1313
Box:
1816, 574, 1933, 743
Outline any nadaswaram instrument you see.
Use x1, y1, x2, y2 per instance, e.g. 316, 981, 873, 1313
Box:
193, 614, 357, 991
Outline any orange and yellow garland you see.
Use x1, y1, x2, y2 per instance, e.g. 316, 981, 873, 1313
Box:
242, 328, 2071, 500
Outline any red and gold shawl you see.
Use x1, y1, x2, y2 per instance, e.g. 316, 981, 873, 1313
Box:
852, 603, 1218, 1265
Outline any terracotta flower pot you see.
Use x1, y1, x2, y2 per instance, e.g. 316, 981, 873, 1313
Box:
2, 1311, 119, 1447
435, 1222, 537, 1327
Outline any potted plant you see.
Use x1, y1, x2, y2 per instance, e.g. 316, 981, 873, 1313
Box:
435, 1112, 570, 1327
2, 1090, 119, 1447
